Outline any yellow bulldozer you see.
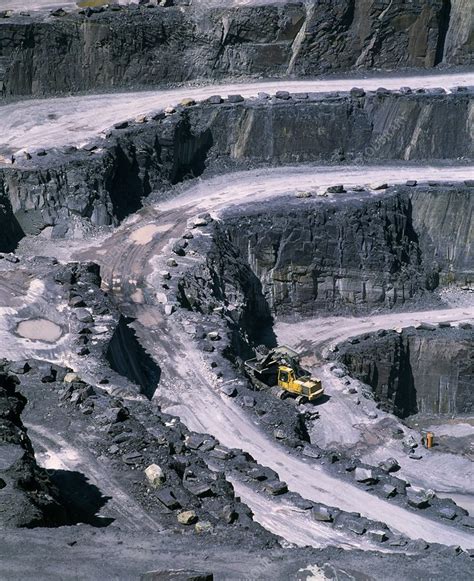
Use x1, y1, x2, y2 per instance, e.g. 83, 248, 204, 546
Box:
244, 345, 324, 404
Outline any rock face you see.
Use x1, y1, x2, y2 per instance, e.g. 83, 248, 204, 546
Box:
0, 370, 67, 527
106, 316, 161, 399
410, 189, 474, 283
0, 192, 23, 252
338, 327, 474, 417
0, 1, 469, 98
0, 91, 471, 242
219, 186, 473, 317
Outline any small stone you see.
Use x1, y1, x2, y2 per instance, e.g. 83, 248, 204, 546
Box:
275, 90, 290, 100
114, 121, 128, 130
312, 505, 334, 522
379, 458, 400, 473
221, 384, 237, 397
460, 516, 474, 528
145, 464, 166, 488
247, 467, 266, 481
382, 484, 397, 498
350, 87, 365, 98
164, 304, 175, 316
227, 94, 244, 103
406, 180, 417, 187
273, 428, 286, 440
8, 361, 30, 375
407, 489, 430, 508
195, 521, 213, 533
370, 183, 388, 190
438, 507, 457, 520
207, 95, 223, 104
326, 185, 346, 194
242, 396, 255, 408
408, 451, 423, 460
166, 258, 178, 267
222, 504, 237, 524
414, 322, 436, 331
75, 308, 93, 323
69, 296, 86, 308
177, 510, 197, 525
302, 446, 321, 459
368, 529, 387, 542
180, 98, 195, 107
265, 480, 288, 495
207, 331, 220, 341
354, 467, 377, 483
156, 488, 181, 510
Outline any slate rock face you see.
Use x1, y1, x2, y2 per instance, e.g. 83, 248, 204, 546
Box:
0, 371, 67, 527
338, 327, 474, 417
0, 93, 471, 243
0, 1, 468, 98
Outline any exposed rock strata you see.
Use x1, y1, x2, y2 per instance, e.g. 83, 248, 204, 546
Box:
0, 1, 471, 97
219, 187, 473, 316
337, 327, 474, 417
0, 91, 471, 242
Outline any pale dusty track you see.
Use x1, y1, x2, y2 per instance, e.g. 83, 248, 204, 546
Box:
1, 71, 473, 156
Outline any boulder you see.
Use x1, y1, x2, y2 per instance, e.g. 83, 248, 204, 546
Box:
378, 458, 400, 473
407, 489, 430, 509
195, 521, 213, 534
354, 467, 377, 483
75, 308, 93, 323
312, 505, 334, 522
326, 185, 346, 194
265, 480, 288, 495
227, 94, 244, 103
156, 488, 181, 510
177, 510, 197, 525
222, 504, 238, 524
438, 507, 457, 520
221, 384, 237, 397
382, 484, 397, 498
368, 529, 388, 542
145, 464, 166, 488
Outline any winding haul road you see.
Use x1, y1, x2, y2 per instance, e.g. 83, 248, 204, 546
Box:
1, 71, 474, 157
69, 163, 472, 550
1, 70, 473, 549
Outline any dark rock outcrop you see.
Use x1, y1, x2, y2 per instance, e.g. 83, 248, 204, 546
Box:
0, 91, 471, 239
219, 187, 471, 316
0, 370, 67, 527
0, 1, 471, 98
338, 327, 474, 417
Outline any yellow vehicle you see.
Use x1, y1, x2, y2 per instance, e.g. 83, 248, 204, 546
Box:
244, 345, 324, 404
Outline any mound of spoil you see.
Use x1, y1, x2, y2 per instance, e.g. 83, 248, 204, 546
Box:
0, 368, 67, 527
